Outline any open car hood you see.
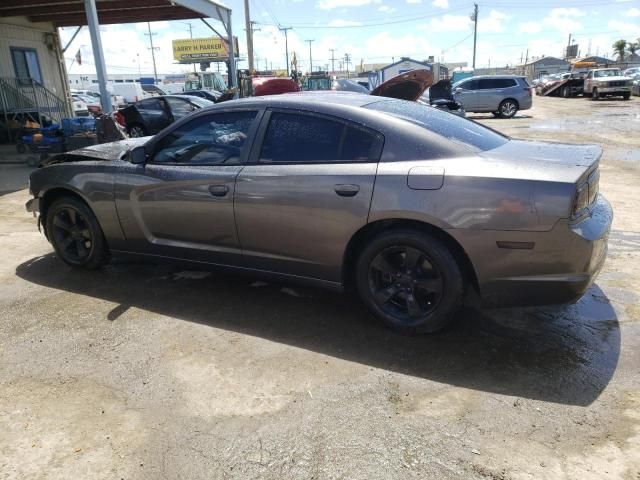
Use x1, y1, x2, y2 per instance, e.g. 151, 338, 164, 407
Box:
370, 69, 433, 101
428, 79, 454, 101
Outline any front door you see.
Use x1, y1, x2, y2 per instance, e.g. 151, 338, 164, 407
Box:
115, 110, 259, 265
453, 79, 478, 110
234, 110, 383, 283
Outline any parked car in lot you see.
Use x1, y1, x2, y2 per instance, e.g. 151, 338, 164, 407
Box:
72, 93, 101, 116
116, 94, 214, 137
26, 93, 612, 334
70, 96, 89, 117
183, 89, 223, 102
631, 74, 640, 97
421, 79, 466, 117
452, 75, 533, 118
623, 67, 640, 78
583, 68, 632, 100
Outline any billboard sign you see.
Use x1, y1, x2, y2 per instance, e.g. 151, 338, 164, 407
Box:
172, 37, 239, 63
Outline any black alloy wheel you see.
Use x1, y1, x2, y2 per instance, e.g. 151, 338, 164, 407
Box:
51, 206, 93, 264
368, 245, 443, 322
356, 230, 464, 334
46, 196, 109, 269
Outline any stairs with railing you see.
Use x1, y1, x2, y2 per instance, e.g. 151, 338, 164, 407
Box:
0, 77, 68, 141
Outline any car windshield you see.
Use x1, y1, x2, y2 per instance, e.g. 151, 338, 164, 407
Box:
594, 69, 622, 78
364, 99, 509, 152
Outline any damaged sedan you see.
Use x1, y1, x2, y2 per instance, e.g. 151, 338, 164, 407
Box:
26, 93, 612, 334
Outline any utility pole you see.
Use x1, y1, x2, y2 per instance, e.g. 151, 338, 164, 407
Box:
145, 22, 159, 83
250, 21, 261, 70
183, 22, 196, 73
329, 48, 336, 74
306, 39, 314, 74
565, 33, 572, 60
244, 0, 254, 72
344, 53, 351, 78
279, 27, 292, 76
471, 3, 478, 69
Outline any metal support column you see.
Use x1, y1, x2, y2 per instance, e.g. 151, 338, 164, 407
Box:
226, 9, 237, 87
84, 0, 111, 113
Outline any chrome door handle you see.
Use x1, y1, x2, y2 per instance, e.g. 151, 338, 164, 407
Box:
208, 185, 228, 197
334, 184, 360, 197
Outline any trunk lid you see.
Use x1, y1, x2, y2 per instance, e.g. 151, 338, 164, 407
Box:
370, 69, 433, 101
479, 139, 601, 183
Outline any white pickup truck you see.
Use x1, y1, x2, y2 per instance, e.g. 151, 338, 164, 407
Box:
584, 68, 633, 100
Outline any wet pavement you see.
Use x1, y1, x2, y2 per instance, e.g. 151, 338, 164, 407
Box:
1, 95, 639, 479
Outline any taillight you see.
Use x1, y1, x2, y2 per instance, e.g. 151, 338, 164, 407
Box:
114, 111, 126, 127
572, 182, 589, 218
572, 168, 599, 219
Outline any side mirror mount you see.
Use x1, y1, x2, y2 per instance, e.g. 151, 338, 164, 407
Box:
454, 87, 463, 94
128, 145, 147, 164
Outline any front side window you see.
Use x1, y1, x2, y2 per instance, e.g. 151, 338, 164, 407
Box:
259, 112, 382, 163
153, 111, 257, 165
455, 79, 478, 90
11, 48, 42, 84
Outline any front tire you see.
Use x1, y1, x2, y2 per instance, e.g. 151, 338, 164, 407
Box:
623, 92, 631, 100
128, 124, 147, 138
592, 88, 600, 100
355, 230, 464, 334
498, 99, 518, 118
45, 196, 109, 269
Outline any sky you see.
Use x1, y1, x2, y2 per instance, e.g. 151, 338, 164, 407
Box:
60, 0, 640, 77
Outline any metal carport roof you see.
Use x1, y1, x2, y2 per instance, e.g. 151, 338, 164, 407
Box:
0, 0, 237, 111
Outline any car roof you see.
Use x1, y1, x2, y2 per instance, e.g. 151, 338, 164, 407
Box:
204, 91, 377, 110
467, 75, 525, 79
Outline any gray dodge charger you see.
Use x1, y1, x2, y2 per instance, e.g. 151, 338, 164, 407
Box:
26, 93, 612, 333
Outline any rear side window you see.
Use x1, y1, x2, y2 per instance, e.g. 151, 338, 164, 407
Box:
477, 78, 517, 89
137, 98, 162, 111
259, 112, 382, 163
364, 99, 508, 152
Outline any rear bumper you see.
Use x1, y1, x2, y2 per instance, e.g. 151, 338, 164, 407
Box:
463, 195, 612, 308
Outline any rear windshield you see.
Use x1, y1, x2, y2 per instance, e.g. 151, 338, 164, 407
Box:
364, 99, 509, 152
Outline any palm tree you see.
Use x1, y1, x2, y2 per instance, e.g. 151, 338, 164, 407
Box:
612, 39, 627, 61
628, 42, 639, 57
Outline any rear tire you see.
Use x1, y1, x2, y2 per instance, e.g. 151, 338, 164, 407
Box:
355, 230, 464, 334
498, 99, 518, 118
562, 86, 570, 98
45, 196, 110, 269
623, 92, 631, 100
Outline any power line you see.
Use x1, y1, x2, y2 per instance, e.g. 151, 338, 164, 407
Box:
252, 5, 470, 29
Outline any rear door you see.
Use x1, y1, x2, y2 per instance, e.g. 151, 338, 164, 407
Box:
234, 109, 383, 283
135, 98, 170, 134
115, 109, 261, 265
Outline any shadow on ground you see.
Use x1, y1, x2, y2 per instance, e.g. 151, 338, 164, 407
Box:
16, 254, 620, 406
